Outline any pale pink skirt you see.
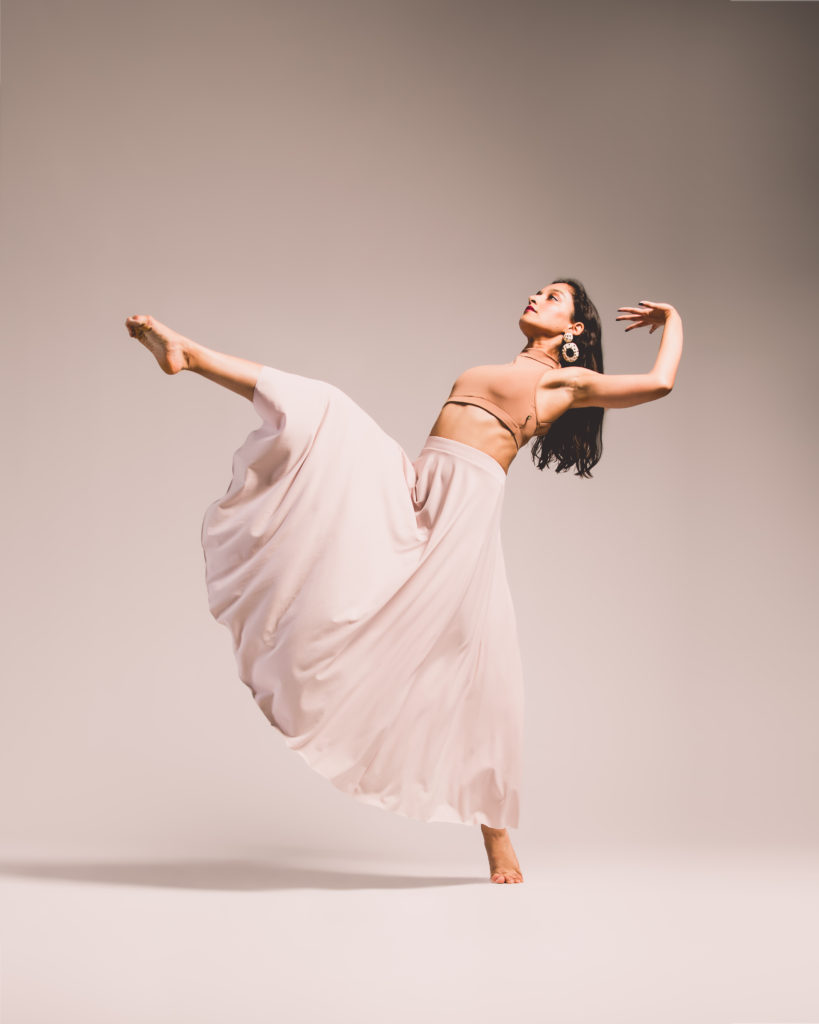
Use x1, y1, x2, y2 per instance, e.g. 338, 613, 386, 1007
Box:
200, 365, 524, 828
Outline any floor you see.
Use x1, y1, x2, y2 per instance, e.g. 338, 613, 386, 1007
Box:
1, 845, 817, 1023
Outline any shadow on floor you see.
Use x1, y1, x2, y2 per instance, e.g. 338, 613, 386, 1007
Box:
0, 857, 481, 891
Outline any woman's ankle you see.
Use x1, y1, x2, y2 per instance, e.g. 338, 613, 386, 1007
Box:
481, 824, 507, 837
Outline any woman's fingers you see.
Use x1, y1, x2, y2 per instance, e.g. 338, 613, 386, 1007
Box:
617, 302, 667, 313
617, 301, 673, 337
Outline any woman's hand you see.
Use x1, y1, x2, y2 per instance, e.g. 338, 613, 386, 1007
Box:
616, 301, 677, 334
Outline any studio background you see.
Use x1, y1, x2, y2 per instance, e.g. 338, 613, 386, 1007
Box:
2, 0, 817, 866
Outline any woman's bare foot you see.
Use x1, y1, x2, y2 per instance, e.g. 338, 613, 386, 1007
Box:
125, 314, 192, 375
481, 824, 523, 884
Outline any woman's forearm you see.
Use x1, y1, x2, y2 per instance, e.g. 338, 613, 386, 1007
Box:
651, 310, 683, 391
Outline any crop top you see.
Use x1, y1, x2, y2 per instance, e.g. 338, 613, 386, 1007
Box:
442, 346, 561, 449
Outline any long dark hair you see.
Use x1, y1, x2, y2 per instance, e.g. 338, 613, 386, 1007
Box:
529, 277, 604, 478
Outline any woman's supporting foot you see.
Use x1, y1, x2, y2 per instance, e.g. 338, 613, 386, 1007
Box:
125, 314, 192, 375
481, 824, 524, 884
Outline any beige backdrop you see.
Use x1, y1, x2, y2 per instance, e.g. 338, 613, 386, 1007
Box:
1, 0, 817, 864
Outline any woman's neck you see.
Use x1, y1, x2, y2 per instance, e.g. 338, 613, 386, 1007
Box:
520, 343, 560, 367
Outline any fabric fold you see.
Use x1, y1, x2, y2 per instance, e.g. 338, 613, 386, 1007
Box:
200, 365, 524, 828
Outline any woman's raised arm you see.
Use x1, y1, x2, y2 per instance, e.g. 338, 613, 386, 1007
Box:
568, 301, 683, 410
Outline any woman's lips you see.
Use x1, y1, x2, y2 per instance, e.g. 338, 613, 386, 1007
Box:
524, 305, 536, 312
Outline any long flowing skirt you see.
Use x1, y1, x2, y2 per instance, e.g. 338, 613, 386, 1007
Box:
200, 365, 524, 827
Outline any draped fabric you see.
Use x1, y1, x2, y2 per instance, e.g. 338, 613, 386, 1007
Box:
200, 365, 524, 827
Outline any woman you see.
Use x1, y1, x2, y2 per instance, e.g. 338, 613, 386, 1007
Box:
124, 279, 683, 885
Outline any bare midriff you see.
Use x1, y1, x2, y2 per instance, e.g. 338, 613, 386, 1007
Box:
428, 403, 525, 474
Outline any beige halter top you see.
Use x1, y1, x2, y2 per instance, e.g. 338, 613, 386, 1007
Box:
442, 346, 561, 448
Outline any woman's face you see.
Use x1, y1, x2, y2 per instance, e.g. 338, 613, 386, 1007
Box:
519, 282, 580, 339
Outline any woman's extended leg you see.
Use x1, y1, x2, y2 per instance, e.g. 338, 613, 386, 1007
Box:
125, 314, 262, 402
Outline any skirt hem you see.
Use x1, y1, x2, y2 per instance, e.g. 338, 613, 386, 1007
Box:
283, 728, 520, 829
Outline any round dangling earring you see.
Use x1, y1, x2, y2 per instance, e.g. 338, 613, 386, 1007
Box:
561, 331, 580, 364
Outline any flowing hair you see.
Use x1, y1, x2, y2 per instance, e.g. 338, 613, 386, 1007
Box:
529, 277, 604, 478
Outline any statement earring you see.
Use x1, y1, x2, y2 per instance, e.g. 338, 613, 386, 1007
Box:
561, 331, 580, 364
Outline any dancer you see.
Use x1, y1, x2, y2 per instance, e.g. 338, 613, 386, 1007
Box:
125, 279, 683, 884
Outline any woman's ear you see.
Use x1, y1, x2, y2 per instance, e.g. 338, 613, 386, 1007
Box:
573, 321, 585, 337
